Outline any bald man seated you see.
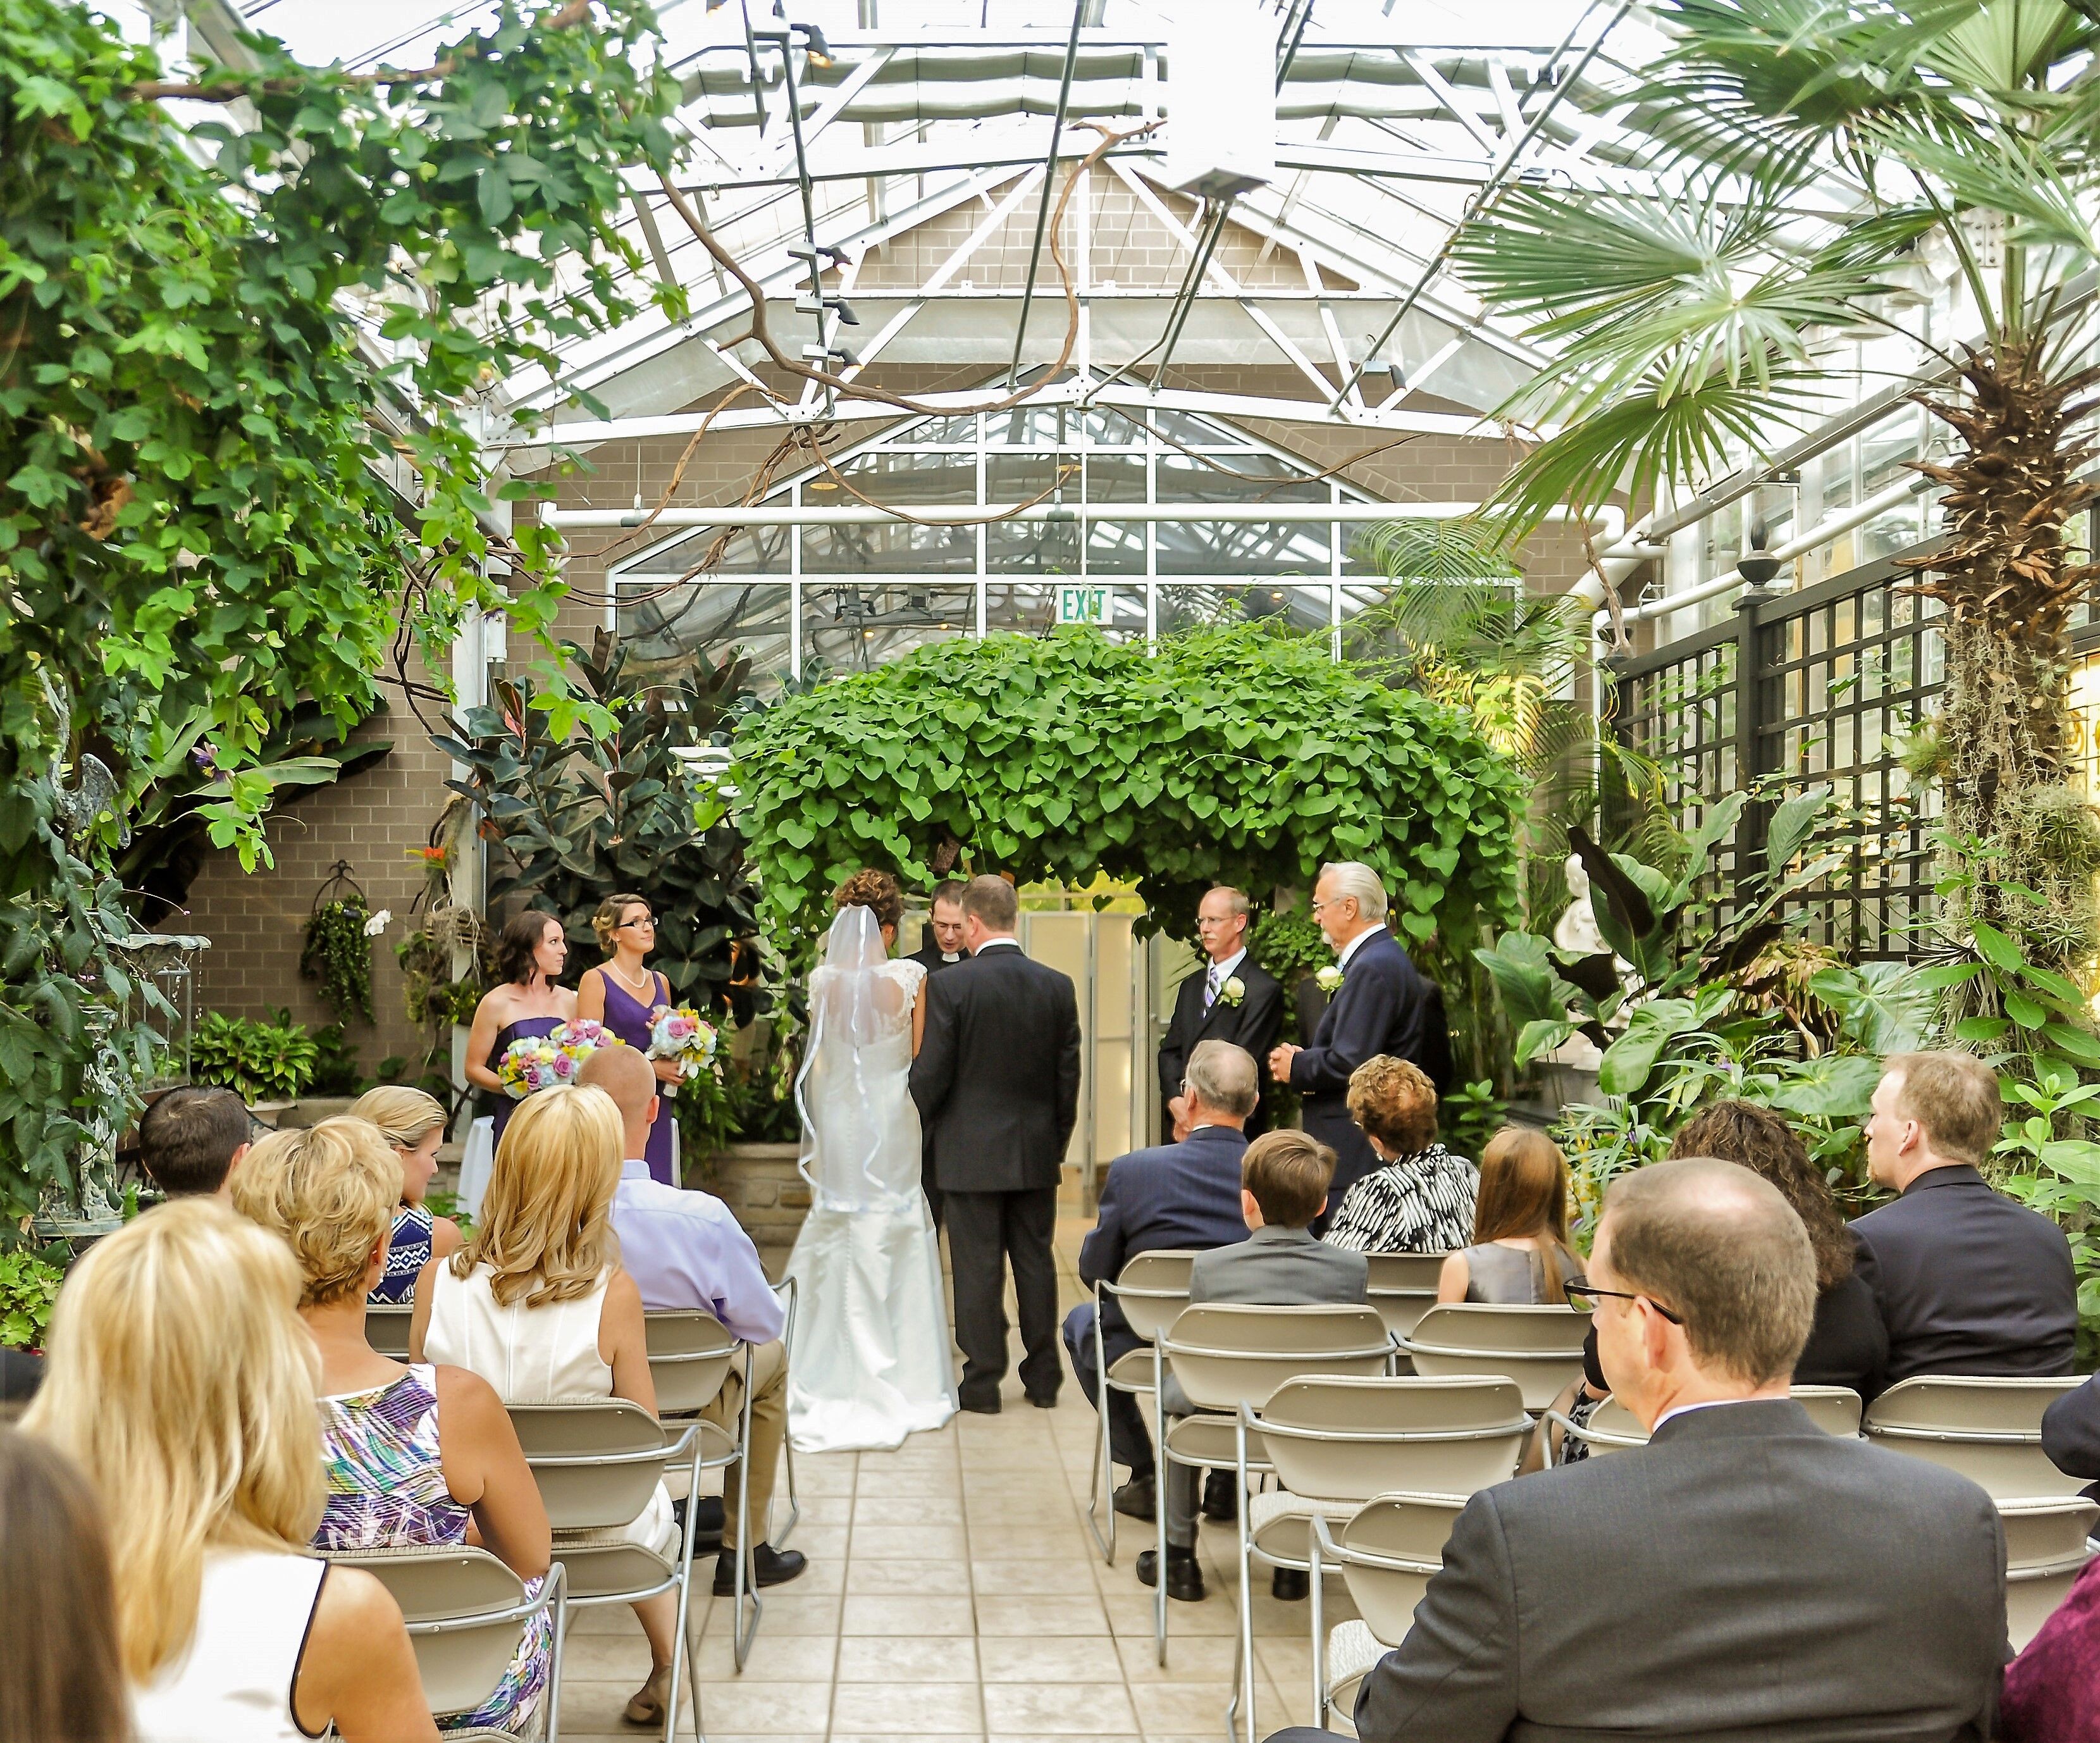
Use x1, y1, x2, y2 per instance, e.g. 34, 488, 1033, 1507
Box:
578, 1045, 806, 1596
1267, 1157, 2008, 1743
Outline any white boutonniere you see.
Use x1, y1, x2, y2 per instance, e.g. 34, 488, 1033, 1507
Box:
1316, 965, 1345, 995
1218, 976, 1245, 1007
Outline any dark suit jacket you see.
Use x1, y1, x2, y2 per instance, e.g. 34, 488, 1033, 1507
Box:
1080, 1125, 1252, 1339
2042, 1374, 2100, 1501
909, 939, 1082, 1194
906, 938, 967, 976
1288, 928, 1448, 1207
1850, 1163, 2077, 1389
1354, 1398, 2008, 1743
1156, 955, 1284, 1138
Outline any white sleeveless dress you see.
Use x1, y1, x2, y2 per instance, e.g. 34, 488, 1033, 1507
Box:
782, 952, 958, 1452
132, 1548, 326, 1743
424, 1262, 677, 1556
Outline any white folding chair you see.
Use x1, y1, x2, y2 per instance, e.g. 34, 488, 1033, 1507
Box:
2004, 1495, 2100, 1650
1547, 1385, 1864, 1456
1863, 1375, 2087, 1500
1161, 1303, 1393, 1743
1364, 1252, 1447, 1342
319, 1544, 568, 1740
1400, 1303, 1592, 1413
507, 1401, 707, 1743
1084, 1250, 1197, 1565
364, 1301, 413, 1360
1309, 1492, 1469, 1728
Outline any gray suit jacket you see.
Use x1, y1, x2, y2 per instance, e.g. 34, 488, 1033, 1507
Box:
1164, 1225, 1370, 1417
1354, 1398, 2007, 1743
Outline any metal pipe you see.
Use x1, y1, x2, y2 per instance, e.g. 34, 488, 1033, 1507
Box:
547, 500, 1627, 531
1006, 0, 1087, 387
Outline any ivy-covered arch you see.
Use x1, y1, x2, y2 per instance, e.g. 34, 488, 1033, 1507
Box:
735, 625, 1522, 950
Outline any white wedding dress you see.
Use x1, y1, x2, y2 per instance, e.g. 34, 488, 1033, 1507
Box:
781, 907, 958, 1452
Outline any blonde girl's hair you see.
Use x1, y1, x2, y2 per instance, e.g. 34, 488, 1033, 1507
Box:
24, 1198, 324, 1682
230, 1117, 400, 1308
350, 1085, 447, 1153
452, 1083, 622, 1307
1473, 1126, 1577, 1305
591, 893, 651, 953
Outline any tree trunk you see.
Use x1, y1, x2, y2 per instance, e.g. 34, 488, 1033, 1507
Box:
1908, 340, 2100, 972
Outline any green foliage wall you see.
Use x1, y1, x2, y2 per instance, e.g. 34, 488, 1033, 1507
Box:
736, 626, 1524, 953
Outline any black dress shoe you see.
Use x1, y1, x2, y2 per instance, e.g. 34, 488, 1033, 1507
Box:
1271, 1566, 1309, 1602
1201, 1470, 1238, 1523
1136, 1546, 1206, 1603
713, 1541, 807, 1595
958, 1394, 1002, 1415
1112, 1474, 1156, 1522
672, 1494, 726, 1553
1027, 1390, 1059, 1410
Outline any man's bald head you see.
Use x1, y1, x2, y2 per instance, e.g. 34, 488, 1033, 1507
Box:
1600, 1157, 1815, 1387
578, 1043, 658, 1154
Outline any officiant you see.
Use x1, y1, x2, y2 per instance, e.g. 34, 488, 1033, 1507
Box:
906, 879, 970, 976
1156, 886, 1284, 1141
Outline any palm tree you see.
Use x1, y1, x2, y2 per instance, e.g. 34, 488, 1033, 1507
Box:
1448, 0, 2100, 980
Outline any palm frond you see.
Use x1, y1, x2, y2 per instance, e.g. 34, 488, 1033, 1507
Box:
1867, 111, 2099, 262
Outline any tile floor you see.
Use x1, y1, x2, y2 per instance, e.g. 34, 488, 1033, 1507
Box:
549, 1213, 1361, 1742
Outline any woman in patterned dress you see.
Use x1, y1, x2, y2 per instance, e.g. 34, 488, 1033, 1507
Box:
1320, 1055, 1479, 1253
352, 1086, 463, 1305
230, 1116, 553, 1737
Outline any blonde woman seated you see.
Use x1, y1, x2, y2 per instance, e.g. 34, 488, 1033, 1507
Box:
1436, 1127, 1581, 1305
411, 1082, 684, 1728
350, 1086, 464, 1305
1321, 1056, 1478, 1253
233, 1116, 553, 1736
26, 1199, 438, 1743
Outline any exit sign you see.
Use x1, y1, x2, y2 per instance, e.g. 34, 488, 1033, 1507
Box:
1056, 584, 1109, 626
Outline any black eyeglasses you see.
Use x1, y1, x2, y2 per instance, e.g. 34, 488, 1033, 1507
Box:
617, 916, 656, 929
1565, 1275, 1684, 1325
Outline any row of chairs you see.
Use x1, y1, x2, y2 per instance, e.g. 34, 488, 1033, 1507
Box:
1090, 1250, 2100, 1742
350, 1295, 798, 1743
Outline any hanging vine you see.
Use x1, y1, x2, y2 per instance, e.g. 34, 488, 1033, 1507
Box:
300, 864, 375, 1027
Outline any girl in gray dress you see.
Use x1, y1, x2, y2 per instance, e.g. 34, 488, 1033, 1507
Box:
1435, 1126, 1580, 1305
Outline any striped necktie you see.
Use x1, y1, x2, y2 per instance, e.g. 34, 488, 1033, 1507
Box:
1203, 963, 1220, 1012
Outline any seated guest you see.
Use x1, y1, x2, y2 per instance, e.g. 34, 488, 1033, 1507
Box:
350, 1086, 464, 1303
136, 1083, 252, 1200
1853, 1050, 2075, 1386
0, 1347, 41, 1420
1671, 1099, 1887, 1397
410, 1084, 684, 1730
1436, 1127, 1579, 1305
2001, 1548, 2100, 1739
27, 1200, 438, 1742
1321, 1057, 1476, 1253
233, 1117, 553, 1737
576, 1044, 806, 1596
1145, 1130, 1368, 1606
1268, 1158, 2007, 1743
0, 1425, 127, 1743
1063, 1039, 1261, 1528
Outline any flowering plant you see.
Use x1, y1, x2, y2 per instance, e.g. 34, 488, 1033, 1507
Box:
496, 1020, 621, 1099
1316, 965, 1345, 995
648, 1003, 722, 1082
1218, 976, 1246, 1007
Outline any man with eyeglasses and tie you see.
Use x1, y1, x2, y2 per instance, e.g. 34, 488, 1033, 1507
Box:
1156, 886, 1283, 1143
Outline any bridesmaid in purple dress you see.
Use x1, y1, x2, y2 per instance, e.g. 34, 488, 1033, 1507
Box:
462, 910, 577, 1150
575, 893, 681, 1186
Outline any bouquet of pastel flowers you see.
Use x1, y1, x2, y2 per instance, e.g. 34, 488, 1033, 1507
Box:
646, 1003, 722, 1082
496, 1019, 622, 1100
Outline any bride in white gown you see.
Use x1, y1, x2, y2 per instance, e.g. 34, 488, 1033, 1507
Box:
782, 900, 958, 1452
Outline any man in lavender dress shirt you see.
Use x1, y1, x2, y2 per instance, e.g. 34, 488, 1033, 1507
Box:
579, 1046, 806, 1594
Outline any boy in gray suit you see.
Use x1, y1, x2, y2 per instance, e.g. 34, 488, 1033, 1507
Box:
1141, 1130, 1369, 1604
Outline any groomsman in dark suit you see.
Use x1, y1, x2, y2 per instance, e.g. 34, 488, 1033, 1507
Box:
1269, 862, 1450, 1232
905, 879, 970, 1229
906, 878, 970, 978
911, 876, 1082, 1413
1156, 886, 1285, 1142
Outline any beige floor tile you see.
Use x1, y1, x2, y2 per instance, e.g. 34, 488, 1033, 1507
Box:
1255, 1634, 1316, 1684
975, 1635, 1118, 1682
981, 1681, 1137, 1735
856, 1467, 962, 1498
685, 1679, 837, 1734
1115, 1633, 1240, 1682
968, 1521, 1097, 1560
834, 1635, 981, 1683
1102, 1592, 1240, 1638
852, 1493, 965, 1525
839, 1593, 979, 1637
968, 1558, 1100, 1595
566, 1602, 639, 1634
698, 1590, 841, 1636
849, 1522, 969, 1560
974, 1593, 1109, 1636
766, 1522, 850, 1560
555, 1678, 700, 1737
845, 1556, 974, 1596
1127, 1681, 1238, 1736
777, 1492, 855, 1526
689, 1629, 839, 1680
784, 1460, 859, 1496
557, 1630, 658, 1678
831, 1680, 984, 1734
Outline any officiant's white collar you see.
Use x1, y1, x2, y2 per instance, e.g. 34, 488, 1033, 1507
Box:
1336, 927, 1381, 972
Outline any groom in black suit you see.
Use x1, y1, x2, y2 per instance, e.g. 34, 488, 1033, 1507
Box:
1156, 886, 1285, 1141
1269, 862, 1450, 1231
911, 875, 1082, 1413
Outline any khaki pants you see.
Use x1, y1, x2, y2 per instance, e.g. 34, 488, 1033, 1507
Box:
703, 1339, 787, 1551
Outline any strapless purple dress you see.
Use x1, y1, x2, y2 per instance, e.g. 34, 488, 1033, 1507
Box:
489, 1015, 565, 1148
598, 969, 677, 1186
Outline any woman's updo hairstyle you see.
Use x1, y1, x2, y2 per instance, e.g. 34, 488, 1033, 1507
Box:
494, 909, 563, 987
833, 869, 903, 932
591, 893, 650, 953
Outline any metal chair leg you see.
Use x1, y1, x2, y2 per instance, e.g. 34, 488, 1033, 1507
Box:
543, 1563, 569, 1743
1309, 1522, 1327, 1732
730, 1355, 763, 1670
772, 1278, 801, 1551
1084, 1296, 1116, 1565
1234, 1415, 1256, 1743
663, 1432, 705, 1743
1154, 1338, 1170, 1668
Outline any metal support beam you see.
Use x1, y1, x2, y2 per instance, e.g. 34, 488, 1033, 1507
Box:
1007, 0, 1086, 387
550, 499, 1623, 531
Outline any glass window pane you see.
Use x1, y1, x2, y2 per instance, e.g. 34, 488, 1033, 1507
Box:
982, 582, 1147, 640
801, 583, 975, 672
619, 581, 792, 695
1155, 583, 1333, 636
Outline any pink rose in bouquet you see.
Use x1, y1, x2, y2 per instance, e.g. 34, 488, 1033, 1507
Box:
646, 1003, 721, 1082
